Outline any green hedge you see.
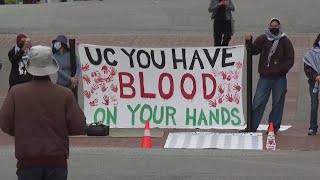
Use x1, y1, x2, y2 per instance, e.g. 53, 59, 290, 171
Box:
5, 0, 16, 4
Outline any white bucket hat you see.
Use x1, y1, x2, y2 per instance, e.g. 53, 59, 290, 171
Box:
26, 45, 59, 76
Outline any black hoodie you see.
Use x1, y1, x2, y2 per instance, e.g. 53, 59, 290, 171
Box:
8, 46, 33, 89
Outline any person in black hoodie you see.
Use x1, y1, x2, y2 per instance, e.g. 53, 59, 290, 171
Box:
8, 34, 33, 90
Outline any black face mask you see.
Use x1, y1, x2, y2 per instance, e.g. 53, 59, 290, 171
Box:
270, 28, 279, 35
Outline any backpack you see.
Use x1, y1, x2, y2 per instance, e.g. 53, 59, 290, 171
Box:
86, 123, 109, 136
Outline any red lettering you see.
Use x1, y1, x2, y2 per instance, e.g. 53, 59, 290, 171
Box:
180, 73, 196, 100
202, 73, 217, 99
139, 72, 156, 99
158, 73, 174, 100
118, 72, 135, 98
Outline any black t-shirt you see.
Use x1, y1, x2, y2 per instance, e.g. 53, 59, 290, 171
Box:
214, 0, 227, 20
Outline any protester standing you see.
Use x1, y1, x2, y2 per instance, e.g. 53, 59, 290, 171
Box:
208, 0, 235, 46
52, 35, 81, 101
303, 34, 320, 136
0, 45, 86, 180
8, 34, 33, 90
241, 18, 295, 133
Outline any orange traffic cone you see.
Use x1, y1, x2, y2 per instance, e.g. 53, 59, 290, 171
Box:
141, 120, 152, 148
266, 122, 276, 150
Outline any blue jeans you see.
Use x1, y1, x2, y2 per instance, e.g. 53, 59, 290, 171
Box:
251, 76, 287, 132
309, 85, 319, 132
17, 167, 68, 180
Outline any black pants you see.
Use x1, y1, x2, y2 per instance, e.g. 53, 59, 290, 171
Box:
213, 20, 232, 46
17, 167, 68, 180
71, 86, 78, 102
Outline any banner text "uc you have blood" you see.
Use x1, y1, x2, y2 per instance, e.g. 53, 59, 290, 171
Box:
84, 47, 235, 100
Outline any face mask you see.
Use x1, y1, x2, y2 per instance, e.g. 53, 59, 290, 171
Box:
54, 42, 61, 50
270, 28, 279, 35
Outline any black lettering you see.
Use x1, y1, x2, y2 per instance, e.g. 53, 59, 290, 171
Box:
222, 48, 234, 67
85, 47, 102, 65
137, 50, 151, 69
203, 48, 220, 68
121, 48, 135, 68
103, 48, 118, 66
172, 49, 187, 69
151, 50, 165, 69
189, 50, 204, 70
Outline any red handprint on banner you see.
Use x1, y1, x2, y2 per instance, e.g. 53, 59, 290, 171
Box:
83, 75, 91, 85
90, 84, 99, 94
226, 94, 234, 102
236, 62, 243, 69
89, 98, 98, 106
104, 75, 114, 83
110, 67, 117, 76
218, 85, 224, 94
91, 71, 101, 78
101, 65, 109, 74
94, 77, 104, 84
110, 84, 118, 93
211, 69, 221, 77
81, 63, 90, 71
233, 83, 241, 92
102, 95, 110, 106
221, 71, 227, 80
218, 94, 224, 104
234, 93, 240, 104
83, 90, 91, 99
208, 99, 217, 108
100, 83, 107, 92
233, 70, 240, 80
227, 71, 233, 81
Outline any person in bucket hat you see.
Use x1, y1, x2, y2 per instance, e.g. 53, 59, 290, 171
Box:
52, 35, 81, 101
26, 45, 59, 76
0, 45, 85, 180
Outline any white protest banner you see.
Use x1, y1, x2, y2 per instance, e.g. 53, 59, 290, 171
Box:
78, 44, 245, 129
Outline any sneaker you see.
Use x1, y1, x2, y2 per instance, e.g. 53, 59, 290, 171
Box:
308, 129, 317, 136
